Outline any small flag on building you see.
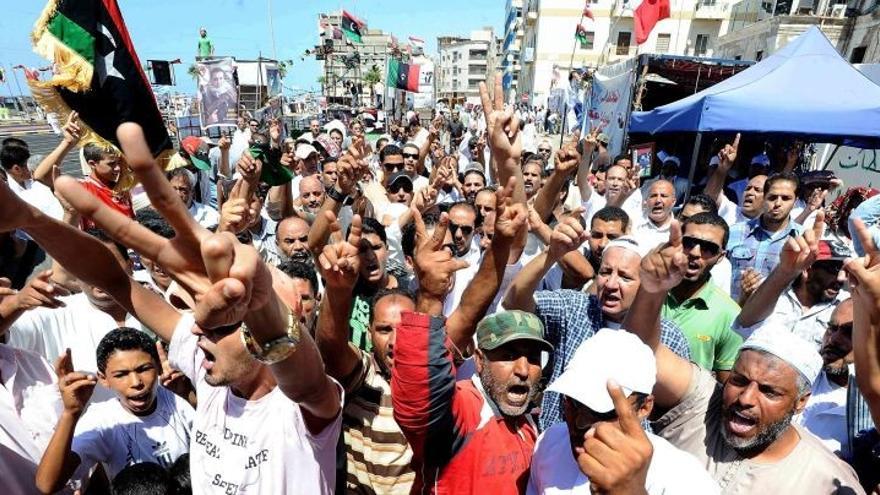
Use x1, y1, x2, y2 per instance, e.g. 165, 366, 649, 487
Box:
634, 0, 671, 44
575, 24, 590, 49
341, 10, 365, 44
583, 2, 595, 20
408, 36, 425, 49
30, 0, 172, 177
387, 59, 420, 92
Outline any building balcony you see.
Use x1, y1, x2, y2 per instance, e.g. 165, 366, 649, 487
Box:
694, 1, 729, 20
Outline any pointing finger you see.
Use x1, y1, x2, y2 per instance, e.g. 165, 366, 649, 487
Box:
608, 379, 641, 436
732, 132, 741, 150
668, 220, 682, 247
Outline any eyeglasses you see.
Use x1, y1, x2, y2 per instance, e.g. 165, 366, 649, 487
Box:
402, 153, 419, 160
682, 236, 722, 257
449, 222, 474, 237
383, 162, 405, 173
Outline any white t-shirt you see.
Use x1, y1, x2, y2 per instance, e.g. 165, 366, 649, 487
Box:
527, 423, 720, 494
8, 178, 64, 221
168, 314, 342, 494
0, 344, 83, 494
72, 386, 194, 477
7, 293, 144, 403
443, 240, 482, 317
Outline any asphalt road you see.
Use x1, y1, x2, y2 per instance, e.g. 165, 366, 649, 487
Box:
0, 128, 84, 178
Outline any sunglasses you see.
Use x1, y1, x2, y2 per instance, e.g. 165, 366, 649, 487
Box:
813, 260, 844, 273
388, 182, 413, 194
383, 162, 405, 172
682, 236, 722, 257
827, 322, 853, 334
402, 153, 419, 160
449, 222, 474, 237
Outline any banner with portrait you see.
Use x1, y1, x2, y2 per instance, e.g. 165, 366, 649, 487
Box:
197, 57, 238, 129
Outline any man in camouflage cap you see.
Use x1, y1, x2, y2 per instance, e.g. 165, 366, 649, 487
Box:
475, 310, 554, 416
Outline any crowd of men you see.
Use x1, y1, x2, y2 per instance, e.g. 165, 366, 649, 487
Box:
1, 74, 880, 495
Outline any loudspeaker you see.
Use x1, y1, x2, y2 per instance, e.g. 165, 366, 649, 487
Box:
150, 60, 173, 86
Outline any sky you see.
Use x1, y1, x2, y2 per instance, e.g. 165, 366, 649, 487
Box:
0, 0, 505, 97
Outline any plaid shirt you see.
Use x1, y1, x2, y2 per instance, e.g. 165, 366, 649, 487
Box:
727, 216, 803, 301
533, 290, 692, 430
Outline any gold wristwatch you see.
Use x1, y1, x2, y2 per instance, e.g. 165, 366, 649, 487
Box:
240, 312, 301, 365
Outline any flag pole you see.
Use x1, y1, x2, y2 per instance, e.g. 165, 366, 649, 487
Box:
560, 9, 587, 147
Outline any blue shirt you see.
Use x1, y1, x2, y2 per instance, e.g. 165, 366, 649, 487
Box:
533, 290, 692, 430
727, 216, 803, 301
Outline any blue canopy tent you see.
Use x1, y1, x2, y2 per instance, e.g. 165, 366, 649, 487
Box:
628, 26, 880, 193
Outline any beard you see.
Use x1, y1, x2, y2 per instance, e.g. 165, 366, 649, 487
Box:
721, 406, 794, 453
479, 364, 539, 417
823, 362, 849, 378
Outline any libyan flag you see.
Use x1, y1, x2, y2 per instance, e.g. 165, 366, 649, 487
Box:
30, 0, 172, 185
387, 59, 420, 93
341, 10, 364, 44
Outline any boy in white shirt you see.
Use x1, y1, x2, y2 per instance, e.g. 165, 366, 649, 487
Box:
36, 328, 194, 492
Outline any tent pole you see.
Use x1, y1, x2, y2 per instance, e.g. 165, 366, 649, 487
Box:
685, 132, 702, 205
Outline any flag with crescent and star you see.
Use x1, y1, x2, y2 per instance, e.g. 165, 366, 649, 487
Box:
30, 0, 172, 183
387, 58, 420, 93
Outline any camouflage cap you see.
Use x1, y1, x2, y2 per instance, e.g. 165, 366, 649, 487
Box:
476, 310, 554, 352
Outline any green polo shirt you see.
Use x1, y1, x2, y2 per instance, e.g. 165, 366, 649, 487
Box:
662, 282, 743, 372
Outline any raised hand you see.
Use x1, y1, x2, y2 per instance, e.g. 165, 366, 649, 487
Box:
554, 145, 581, 176
56, 124, 275, 330
0, 277, 14, 298
845, 219, 880, 318
217, 135, 231, 152
62, 111, 82, 145
778, 209, 825, 276
12, 270, 69, 311
718, 133, 740, 171
236, 151, 262, 184
412, 209, 469, 298
334, 154, 359, 196
640, 221, 688, 294
576, 380, 652, 495
411, 185, 438, 213
54, 349, 96, 416
155, 340, 193, 404
493, 177, 528, 243
218, 197, 250, 234
549, 207, 588, 260
479, 74, 522, 163
317, 212, 362, 290
269, 120, 282, 145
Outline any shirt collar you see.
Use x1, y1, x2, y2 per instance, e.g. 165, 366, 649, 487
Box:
667, 282, 712, 309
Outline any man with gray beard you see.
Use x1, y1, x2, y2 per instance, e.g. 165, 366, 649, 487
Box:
624, 221, 863, 493
261, 215, 312, 268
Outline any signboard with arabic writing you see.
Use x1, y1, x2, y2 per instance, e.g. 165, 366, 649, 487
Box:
589, 58, 636, 158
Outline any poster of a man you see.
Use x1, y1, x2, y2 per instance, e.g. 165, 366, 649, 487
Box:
198, 58, 237, 128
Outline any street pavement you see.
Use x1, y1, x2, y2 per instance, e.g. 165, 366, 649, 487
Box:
0, 126, 84, 178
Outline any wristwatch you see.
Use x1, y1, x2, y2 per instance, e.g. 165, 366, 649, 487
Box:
240, 312, 301, 365
325, 185, 349, 204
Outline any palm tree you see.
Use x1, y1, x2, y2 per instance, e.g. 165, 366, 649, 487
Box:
187, 64, 200, 81
363, 65, 382, 107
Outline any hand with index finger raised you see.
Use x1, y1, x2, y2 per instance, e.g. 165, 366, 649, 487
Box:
639, 220, 688, 294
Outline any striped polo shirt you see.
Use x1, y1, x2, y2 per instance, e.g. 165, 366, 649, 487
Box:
341, 351, 414, 494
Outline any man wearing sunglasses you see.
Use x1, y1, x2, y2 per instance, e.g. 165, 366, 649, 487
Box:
735, 227, 851, 350
380, 145, 428, 193
661, 212, 743, 383
529, 329, 720, 494
794, 298, 869, 459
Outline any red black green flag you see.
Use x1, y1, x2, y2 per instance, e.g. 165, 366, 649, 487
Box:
387, 59, 420, 93
31, 0, 172, 182
340, 11, 364, 44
